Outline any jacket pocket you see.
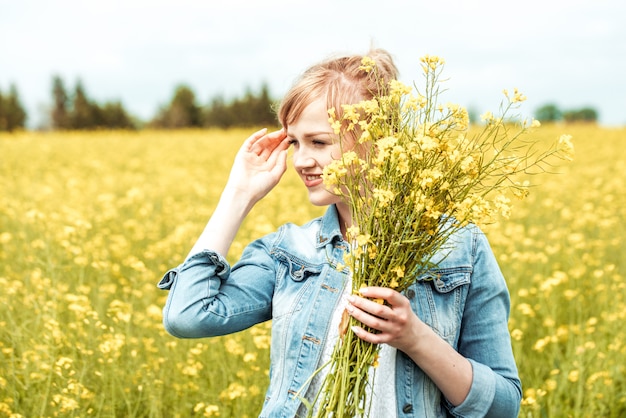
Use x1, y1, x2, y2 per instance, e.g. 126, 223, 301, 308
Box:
272, 250, 323, 282
411, 269, 471, 343
270, 250, 325, 321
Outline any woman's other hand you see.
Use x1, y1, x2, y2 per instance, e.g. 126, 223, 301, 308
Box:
346, 286, 473, 406
346, 286, 422, 353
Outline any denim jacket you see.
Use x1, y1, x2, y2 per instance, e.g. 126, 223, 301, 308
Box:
158, 205, 521, 417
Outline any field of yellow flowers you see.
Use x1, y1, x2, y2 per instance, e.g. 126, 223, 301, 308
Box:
1, 125, 624, 417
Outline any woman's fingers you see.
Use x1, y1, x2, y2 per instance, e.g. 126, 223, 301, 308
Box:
347, 295, 391, 328
346, 287, 413, 345
249, 128, 288, 158
244, 128, 269, 151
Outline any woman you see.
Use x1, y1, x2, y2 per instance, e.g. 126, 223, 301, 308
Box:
158, 48, 522, 417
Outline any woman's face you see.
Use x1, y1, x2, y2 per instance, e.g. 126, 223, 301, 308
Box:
286, 98, 344, 207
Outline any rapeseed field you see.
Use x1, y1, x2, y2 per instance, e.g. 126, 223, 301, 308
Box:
1, 125, 624, 417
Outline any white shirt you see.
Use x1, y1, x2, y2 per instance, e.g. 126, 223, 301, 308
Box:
298, 277, 398, 417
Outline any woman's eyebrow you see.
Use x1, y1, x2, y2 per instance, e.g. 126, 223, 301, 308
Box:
287, 131, 334, 139
304, 131, 334, 138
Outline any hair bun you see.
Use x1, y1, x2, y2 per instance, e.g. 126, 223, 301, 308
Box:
365, 48, 399, 80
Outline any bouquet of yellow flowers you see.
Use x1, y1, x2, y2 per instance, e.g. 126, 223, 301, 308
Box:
304, 55, 574, 417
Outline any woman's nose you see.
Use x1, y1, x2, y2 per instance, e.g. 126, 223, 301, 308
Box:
293, 149, 315, 169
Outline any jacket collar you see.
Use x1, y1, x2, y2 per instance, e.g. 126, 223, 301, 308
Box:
316, 205, 345, 248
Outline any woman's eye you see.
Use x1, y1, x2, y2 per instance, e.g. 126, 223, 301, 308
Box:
287, 139, 298, 147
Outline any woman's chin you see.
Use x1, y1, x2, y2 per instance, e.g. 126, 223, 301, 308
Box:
307, 191, 340, 207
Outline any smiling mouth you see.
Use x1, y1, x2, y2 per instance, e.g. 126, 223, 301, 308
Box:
302, 174, 323, 187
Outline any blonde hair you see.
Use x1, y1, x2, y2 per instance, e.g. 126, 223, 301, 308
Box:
277, 48, 398, 128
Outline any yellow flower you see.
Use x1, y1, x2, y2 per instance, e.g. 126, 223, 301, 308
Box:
389, 79, 412, 96
367, 167, 383, 181
252, 335, 271, 350
402, 96, 419, 112
52, 395, 79, 413
372, 353, 380, 368
511, 181, 530, 199
358, 127, 372, 144
355, 233, 371, 247
494, 194, 511, 218
367, 244, 378, 259
558, 134, 575, 161
360, 98, 380, 115
511, 87, 527, 103
545, 379, 558, 392
359, 56, 376, 72
223, 338, 244, 356
372, 188, 395, 207
420, 55, 445, 71
330, 119, 342, 135
243, 352, 257, 363
480, 111, 495, 123
511, 329, 523, 341
568, 370, 580, 383
417, 169, 443, 189
391, 266, 405, 278
460, 155, 478, 176
322, 160, 347, 188
219, 382, 248, 401
341, 150, 362, 167
376, 136, 398, 152
346, 225, 360, 241
416, 134, 439, 152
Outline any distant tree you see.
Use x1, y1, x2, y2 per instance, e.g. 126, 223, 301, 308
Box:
250, 83, 277, 126
0, 84, 27, 131
49, 76, 136, 130
203, 83, 277, 128
0, 90, 6, 131
230, 89, 256, 126
204, 95, 235, 128
100, 101, 135, 129
8, 85, 27, 130
51, 75, 71, 130
465, 105, 479, 125
535, 103, 562, 122
70, 80, 97, 129
149, 82, 278, 129
563, 107, 598, 123
150, 85, 202, 128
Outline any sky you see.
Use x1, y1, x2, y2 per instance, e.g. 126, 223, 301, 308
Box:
1, 0, 625, 128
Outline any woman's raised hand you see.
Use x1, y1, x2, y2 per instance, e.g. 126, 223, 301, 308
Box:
187, 128, 289, 259
225, 128, 290, 203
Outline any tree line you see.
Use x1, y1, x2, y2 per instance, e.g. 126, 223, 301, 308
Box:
0, 84, 27, 131
48, 76, 278, 131
534, 103, 599, 124
0, 77, 601, 132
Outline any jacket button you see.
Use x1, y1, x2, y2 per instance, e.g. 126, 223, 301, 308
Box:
405, 289, 416, 299
402, 403, 413, 413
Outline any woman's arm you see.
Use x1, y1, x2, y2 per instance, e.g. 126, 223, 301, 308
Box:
159, 128, 290, 338
187, 128, 289, 259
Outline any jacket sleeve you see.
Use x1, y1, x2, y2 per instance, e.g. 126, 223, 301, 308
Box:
445, 228, 522, 418
157, 236, 277, 338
